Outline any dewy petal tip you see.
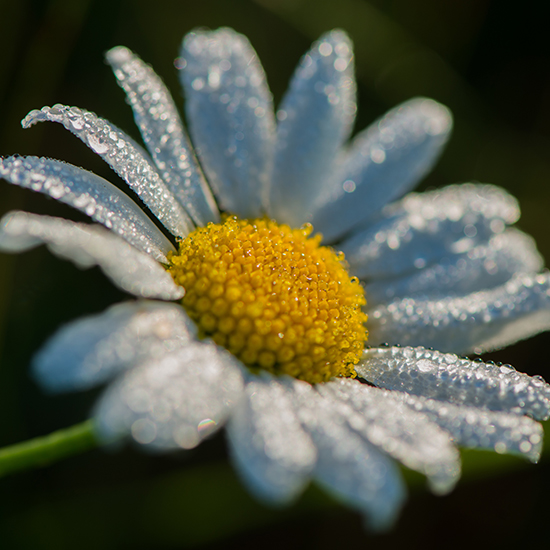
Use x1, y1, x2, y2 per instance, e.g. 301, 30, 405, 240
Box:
105, 45, 131, 63
21, 108, 45, 128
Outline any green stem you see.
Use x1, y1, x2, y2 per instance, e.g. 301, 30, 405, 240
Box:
0, 419, 98, 478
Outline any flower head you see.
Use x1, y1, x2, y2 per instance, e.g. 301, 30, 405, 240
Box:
1, 28, 550, 529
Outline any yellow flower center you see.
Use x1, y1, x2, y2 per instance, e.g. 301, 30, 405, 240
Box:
168, 216, 367, 384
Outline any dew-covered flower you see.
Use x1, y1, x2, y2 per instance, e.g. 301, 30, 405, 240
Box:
1, 28, 550, 529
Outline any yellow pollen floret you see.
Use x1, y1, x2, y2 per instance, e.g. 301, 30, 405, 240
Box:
168, 216, 367, 384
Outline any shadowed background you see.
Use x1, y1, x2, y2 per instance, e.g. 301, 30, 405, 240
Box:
1, 0, 550, 548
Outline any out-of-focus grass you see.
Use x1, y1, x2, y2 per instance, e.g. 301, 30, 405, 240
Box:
0, 432, 546, 550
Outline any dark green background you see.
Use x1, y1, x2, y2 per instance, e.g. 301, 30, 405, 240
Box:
1, 0, 550, 548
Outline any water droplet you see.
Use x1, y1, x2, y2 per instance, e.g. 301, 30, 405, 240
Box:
319, 42, 333, 57
192, 77, 204, 91
87, 135, 109, 154
334, 58, 348, 72
370, 148, 386, 164
174, 57, 186, 70
342, 180, 356, 193
69, 116, 84, 130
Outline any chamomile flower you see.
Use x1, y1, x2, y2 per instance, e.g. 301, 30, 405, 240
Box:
1, 28, 550, 530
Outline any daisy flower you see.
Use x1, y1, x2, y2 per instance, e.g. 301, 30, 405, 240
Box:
1, 28, 550, 529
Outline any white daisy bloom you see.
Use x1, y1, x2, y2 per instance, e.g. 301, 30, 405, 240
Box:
1, 28, 550, 530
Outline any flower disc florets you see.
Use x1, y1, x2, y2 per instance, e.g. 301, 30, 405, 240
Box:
168, 216, 367, 383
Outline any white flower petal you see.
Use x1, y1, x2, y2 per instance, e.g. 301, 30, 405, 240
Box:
368, 272, 550, 354
320, 379, 460, 494
269, 30, 356, 226
356, 346, 550, 420
33, 301, 196, 393
312, 98, 452, 242
287, 378, 405, 531
365, 228, 543, 304
0, 211, 184, 300
0, 155, 173, 263
226, 374, 317, 504
8, 27, 550, 531
341, 183, 520, 279
179, 28, 275, 217
95, 344, 244, 450
396, 392, 544, 463
106, 46, 219, 227
22, 105, 194, 238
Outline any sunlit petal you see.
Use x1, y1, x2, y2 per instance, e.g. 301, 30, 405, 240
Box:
365, 228, 543, 304
395, 391, 544, 462
356, 346, 550, 420
33, 301, 196, 393
269, 30, 356, 225
95, 344, 244, 450
0, 211, 183, 300
341, 183, 520, 279
180, 28, 275, 217
287, 378, 406, 531
368, 272, 550, 354
23, 105, 194, 237
321, 379, 460, 494
227, 374, 317, 503
0, 155, 173, 262
312, 98, 452, 242
106, 46, 219, 226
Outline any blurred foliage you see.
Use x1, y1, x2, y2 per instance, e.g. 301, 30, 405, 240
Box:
1, 0, 550, 548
